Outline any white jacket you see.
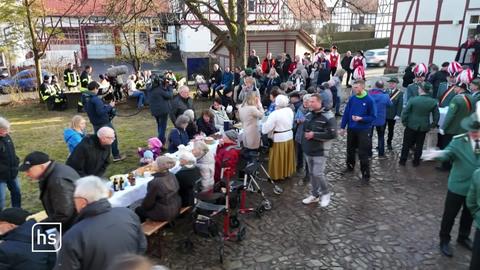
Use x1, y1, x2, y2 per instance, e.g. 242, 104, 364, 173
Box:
262, 107, 294, 142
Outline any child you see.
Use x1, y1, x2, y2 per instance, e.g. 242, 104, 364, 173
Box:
138, 137, 162, 163
140, 150, 154, 166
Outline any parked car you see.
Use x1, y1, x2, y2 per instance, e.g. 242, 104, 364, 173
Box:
0, 69, 51, 94
365, 49, 388, 67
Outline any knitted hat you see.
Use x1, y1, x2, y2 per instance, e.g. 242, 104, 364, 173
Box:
447, 61, 463, 76
224, 129, 239, 141
143, 150, 154, 160
456, 68, 473, 84
147, 137, 162, 151
413, 63, 428, 77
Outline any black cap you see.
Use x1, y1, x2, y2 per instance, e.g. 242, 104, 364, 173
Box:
288, 91, 301, 99
88, 81, 100, 91
19, 151, 50, 171
43, 75, 50, 80
0, 208, 30, 225
387, 77, 399, 83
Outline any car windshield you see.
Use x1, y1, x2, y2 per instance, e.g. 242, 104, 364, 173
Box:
365, 51, 375, 56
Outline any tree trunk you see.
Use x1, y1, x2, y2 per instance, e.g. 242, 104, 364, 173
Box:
33, 50, 42, 100
234, 0, 247, 68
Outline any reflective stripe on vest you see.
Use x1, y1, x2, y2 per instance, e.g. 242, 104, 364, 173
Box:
66, 72, 78, 87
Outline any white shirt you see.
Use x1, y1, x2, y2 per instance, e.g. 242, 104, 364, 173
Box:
471, 138, 480, 153
261, 107, 294, 142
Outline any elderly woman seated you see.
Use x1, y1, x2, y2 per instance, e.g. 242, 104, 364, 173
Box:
192, 140, 215, 192
135, 156, 181, 222
175, 151, 202, 207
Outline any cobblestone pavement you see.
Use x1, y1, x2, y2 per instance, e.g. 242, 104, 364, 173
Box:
149, 121, 473, 270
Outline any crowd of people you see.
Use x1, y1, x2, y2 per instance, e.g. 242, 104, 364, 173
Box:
1, 36, 480, 269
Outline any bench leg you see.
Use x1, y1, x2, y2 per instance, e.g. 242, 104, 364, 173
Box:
147, 234, 162, 258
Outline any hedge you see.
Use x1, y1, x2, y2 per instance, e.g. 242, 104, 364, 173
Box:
330, 31, 374, 41
316, 38, 389, 53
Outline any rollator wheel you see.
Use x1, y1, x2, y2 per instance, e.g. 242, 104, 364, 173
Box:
273, 185, 283, 195
230, 216, 240, 228
236, 226, 246, 242
262, 199, 272, 210
255, 206, 264, 218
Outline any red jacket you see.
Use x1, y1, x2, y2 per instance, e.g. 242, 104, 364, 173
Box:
214, 142, 240, 182
261, 58, 276, 74
288, 62, 298, 75
329, 53, 339, 68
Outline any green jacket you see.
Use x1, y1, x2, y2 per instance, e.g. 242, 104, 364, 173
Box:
437, 82, 456, 108
386, 88, 403, 119
467, 169, 480, 229
401, 94, 439, 132
405, 83, 420, 104
472, 91, 480, 105
438, 134, 480, 196
442, 93, 475, 135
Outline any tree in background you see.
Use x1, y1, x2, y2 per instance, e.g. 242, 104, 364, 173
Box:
105, 0, 169, 72
0, 0, 27, 73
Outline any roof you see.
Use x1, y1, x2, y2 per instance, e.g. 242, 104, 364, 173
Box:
210, 29, 315, 54
286, 0, 329, 21
43, 0, 170, 17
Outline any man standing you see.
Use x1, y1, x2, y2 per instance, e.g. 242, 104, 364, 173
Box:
170, 86, 194, 123
385, 77, 403, 150
341, 51, 353, 88
78, 65, 93, 112
301, 94, 337, 207
340, 80, 377, 184
456, 35, 478, 72
423, 111, 480, 257
404, 63, 427, 106
209, 64, 223, 98
368, 81, 392, 158
66, 127, 115, 177
437, 62, 462, 108
430, 62, 449, 98
470, 78, 480, 103
399, 83, 439, 167
82, 81, 125, 162
19, 151, 78, 231
247, 49, 260, 69
54, 176, 146, 270
63, 63, 79, 92
149, 74, 174, 145
329, 45, 340, 77
0, 117, 21, 210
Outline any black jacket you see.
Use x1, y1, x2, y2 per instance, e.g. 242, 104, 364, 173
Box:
141, 171, 182, 222
169, 95, 194, 123
66, 135, 110, 177
0, 134, 19, 181
403, 66, 415, 88
0, 220, 56, 270
210, 69, 223, 84
429, 70, 448, 98
302, 110, 337, 156
176, 167, 202, 207
148, 84, 173, 117
196, 117, 218, 136
341, 56, 353, 71
39, 161, 78, 231
247, 55, 260, 69
54, 199, 147, 270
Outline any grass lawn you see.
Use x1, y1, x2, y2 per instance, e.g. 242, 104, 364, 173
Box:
0, 99, 209, 213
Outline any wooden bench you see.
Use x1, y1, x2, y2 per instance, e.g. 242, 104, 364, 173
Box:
141, 206, 191, 236
27, 210, 48, 221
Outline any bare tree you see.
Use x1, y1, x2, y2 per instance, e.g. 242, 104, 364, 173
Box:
104, 0, 169, 72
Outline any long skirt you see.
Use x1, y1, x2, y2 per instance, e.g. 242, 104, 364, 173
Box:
268, 139, 296, 180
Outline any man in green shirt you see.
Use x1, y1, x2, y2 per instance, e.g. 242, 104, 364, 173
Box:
423, 110, 480, 257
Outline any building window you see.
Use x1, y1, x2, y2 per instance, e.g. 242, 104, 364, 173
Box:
468, 14, 480, 37
248, 0, 255, 12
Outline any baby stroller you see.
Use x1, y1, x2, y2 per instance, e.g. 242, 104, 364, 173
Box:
185, 161, 246, 263
193, 74, 210, 99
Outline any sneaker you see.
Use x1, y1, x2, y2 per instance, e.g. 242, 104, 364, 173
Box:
320, 193, 331, 207
302, 195, 319, 205
113, 154, 127, 162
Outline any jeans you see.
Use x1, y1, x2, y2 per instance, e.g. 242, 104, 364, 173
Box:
94, 123, 120, 158
371, 125, 386, 156
386, 119, 396, 146
439, 190, 473, 244
334, 95, 341, 114
305, 155, 328, 197
296, 142, 304, 170
470, 228, 480, 270
400, 127, 426, 164
346, 129, 371, 177
155, 114, 169, 145
0, 177, 21, 210
130, 91, 145, 108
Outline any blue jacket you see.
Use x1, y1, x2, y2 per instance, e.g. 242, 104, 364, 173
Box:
63, 128, 85, 153
221, 72, 233, 87
368, 89, 392, 126
82, 92, 113, 127
0, 220, 55, 270
340, 93, 377, 130
168, 128, 189, 153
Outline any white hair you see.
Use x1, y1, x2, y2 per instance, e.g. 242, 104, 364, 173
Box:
179, 151, 196, 166
275, 95, 289, 108
183, 109, 195, 121
0, 117, 10, 130
179, 85, 189, 93
97, 126, 114, 138
74, 176, 110, 203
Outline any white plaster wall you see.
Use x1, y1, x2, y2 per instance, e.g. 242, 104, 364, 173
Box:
436, 24, 463, 47
417, 0, 437, 21
410, 49, 430, 64
441, 0, 467, 21
433, 49, 458, 65
413, 25, 434, 46
178, 25, 214, 53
